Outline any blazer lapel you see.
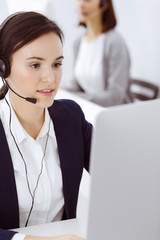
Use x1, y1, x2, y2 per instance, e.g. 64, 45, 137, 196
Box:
49, 101, 83, 219
0, 120, 19, 229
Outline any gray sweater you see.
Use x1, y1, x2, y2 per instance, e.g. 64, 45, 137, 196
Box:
64, 29, 131, 107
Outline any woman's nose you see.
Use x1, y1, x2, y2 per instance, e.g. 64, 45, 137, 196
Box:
42, 68, 55, 83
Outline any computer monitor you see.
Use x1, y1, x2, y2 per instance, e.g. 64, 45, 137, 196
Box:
87, 100, 160, 240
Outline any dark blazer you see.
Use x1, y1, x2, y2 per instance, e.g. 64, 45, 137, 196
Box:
0, 99, 92, 240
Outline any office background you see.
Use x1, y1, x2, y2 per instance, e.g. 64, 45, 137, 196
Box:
54, 0, 160, 88
0, 0, 160, 88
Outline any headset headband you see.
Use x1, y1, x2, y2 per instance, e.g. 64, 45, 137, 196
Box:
0, 12, 23, 32
0, 12, 23, 79
100, 0, 108, 8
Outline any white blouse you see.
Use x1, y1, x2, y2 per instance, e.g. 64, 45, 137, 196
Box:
74, 34, 106, 95
0, 92, 64, 240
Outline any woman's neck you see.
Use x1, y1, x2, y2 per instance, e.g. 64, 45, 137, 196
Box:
85, 16, 103, 42
9, 92, 45, 140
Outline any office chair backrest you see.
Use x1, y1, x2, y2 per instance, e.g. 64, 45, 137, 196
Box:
128, 78, 159, 102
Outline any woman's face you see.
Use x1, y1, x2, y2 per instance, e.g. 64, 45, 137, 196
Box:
7, 32, 63, 108
76, 0, 102, 23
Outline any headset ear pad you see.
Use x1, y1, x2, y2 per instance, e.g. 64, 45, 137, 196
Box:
0, 57, 10, 79
100, 0, 107, 8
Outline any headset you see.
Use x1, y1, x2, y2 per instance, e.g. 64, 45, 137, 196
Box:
0, 12, 37, 104
100, 0, 108, 8
0, 12, 21, 79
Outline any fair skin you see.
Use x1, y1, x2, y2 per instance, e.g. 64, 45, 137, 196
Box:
25, 234, 84, 240
6, 32, 84, 240
76, 0, 108, 41
7, 32, 63, 139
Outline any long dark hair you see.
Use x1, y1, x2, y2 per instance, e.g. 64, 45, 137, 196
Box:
79, 0, 117, 32
0, 11, 64, 99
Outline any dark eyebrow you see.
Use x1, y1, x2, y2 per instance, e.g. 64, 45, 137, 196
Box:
26, 57, 45, 61
26, 56, 64, 61
56, 56, 64, 60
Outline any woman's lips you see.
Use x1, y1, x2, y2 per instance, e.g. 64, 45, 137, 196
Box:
37, 89, 55, 97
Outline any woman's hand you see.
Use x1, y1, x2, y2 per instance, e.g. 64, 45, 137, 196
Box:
52, 235, 84, 240
25, 234, 84, 240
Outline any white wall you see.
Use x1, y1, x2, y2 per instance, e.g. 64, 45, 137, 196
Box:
4, 0, 56, 19
0, 0, 9, 23
113, 0, 160, 84
0, 0, 56, 24
54, 0, 160, 85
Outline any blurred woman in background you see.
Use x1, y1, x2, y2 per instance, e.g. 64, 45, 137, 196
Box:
63, 0, 131, 107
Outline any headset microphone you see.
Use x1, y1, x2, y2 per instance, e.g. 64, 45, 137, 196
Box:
5, 80, 37, 104
25, 97, 37, 104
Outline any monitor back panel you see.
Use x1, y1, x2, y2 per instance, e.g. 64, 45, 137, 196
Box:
87, 100, 160, 240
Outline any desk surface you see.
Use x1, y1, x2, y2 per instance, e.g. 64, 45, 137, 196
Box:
13, 217, 87, 238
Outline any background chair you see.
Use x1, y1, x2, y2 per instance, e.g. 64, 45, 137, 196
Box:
128, 78, 159, 102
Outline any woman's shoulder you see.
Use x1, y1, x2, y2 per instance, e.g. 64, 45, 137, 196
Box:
73, 35, 83, 51
104, 28, 127, 47
103, 28, 129, 55
49, 99, 84, 118
54, 99, 81, 110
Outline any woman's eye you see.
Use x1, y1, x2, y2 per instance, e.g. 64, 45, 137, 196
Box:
53, 62, 63, 68
30, 63, 40, 69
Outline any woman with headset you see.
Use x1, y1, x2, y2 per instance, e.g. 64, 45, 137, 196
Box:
0, 11, 92, 240
63, 0, 131, 107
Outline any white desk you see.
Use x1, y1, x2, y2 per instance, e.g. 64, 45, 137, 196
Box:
56, 89, 104, 126
13, 217, 87, 238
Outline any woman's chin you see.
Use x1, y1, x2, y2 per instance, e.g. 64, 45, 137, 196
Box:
79, 16, 86, 24
37, 98, 55, 109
